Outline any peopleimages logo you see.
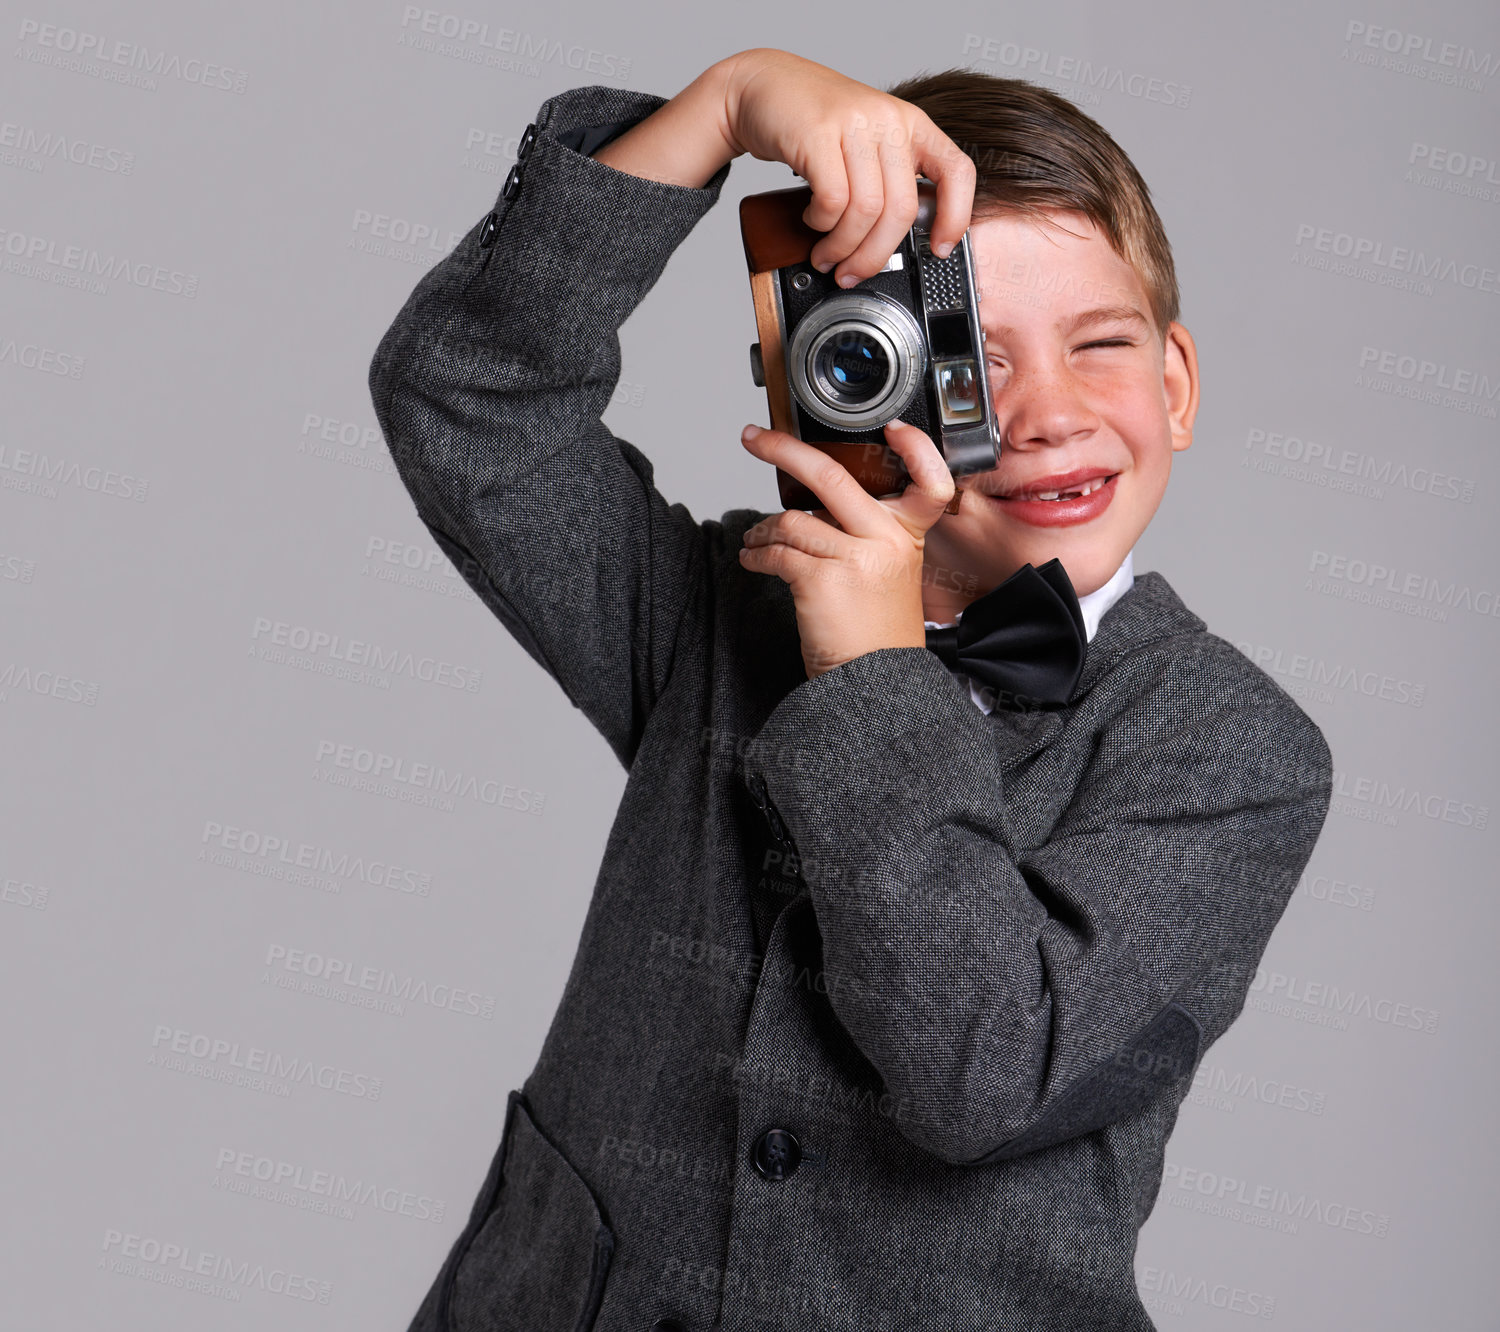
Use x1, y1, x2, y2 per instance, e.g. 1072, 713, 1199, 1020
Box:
200, 819, 432, 897
1291, 223, 1499, 297
1251, 967, 1440, 1032
959, 33, 1192, 107
0, 336, 85, 378
0, 658, 100, 706
249, 615, 482, 692
1242, 427, 1475, 503
0, 119, 134, 174
98, 1229, 330, 1304
1136, 1265, 1277, 1320
147, 1024, 383, 1101
1329, 765, 1488, 831
1161, 1162, 1391, 1239
1342, 19, 1496, 90
0, 442, 149, 501
1233, 638, 1427, 708
312, 738, 545, 814
1308, 549, 1500, 620
0, 225, 199, 296
213, 1147, 446, 1224
395, 7, 631, 79
1190, 1061, 1328, 1116
1355, 344, 1499, 419
15, 19, 250, 93
261, 943, 497, 1020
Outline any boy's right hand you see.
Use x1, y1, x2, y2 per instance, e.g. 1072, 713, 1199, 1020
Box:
719, 48, 977, 285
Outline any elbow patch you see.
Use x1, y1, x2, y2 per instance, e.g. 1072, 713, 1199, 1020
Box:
972, 1001, 1203, 1165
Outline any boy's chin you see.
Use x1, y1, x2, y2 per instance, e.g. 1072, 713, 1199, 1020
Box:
971, 532, 1126, 592
1004, 520, 1143, 597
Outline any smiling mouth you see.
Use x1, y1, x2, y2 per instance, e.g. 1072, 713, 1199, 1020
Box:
984, 473, 1120, 501
1023, 476, 1114, 501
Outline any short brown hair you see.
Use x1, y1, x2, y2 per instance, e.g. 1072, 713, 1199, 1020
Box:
886, 68, 1180, 340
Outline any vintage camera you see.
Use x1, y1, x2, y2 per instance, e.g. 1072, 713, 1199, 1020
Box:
739, 177, 999, 513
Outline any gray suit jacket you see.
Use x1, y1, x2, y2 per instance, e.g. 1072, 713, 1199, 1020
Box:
368, 83, 1335, 1332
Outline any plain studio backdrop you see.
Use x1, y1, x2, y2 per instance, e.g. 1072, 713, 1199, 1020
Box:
1, 0, 1495, 1327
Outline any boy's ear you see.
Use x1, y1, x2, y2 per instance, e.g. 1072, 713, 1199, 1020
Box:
1163, 321, 1199, 453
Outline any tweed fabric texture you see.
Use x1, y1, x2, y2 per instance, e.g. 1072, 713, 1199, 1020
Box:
368, 84, 1335, 1332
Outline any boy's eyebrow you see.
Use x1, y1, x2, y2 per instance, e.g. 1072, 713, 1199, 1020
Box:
985, 303, 1151, 339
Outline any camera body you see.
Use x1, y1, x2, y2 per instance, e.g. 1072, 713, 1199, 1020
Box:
740, 178, 999, 512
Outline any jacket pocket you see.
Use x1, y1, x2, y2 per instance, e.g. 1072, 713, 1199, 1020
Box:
439, 1088, 615, 1332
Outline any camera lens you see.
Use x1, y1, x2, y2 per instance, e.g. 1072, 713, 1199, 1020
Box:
814, 329, 890, 406
786, 291, 926, 432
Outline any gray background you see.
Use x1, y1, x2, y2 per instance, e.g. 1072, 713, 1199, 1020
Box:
2, 0, 1496, 1326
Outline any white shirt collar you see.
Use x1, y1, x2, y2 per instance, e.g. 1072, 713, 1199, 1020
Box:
923, 549, 1136, 714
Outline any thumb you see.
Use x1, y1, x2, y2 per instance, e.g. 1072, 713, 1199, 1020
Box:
881, 419, 957, 538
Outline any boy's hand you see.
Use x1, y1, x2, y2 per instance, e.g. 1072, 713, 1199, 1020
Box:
719, 48, 977, 281
738, 420, 956, 681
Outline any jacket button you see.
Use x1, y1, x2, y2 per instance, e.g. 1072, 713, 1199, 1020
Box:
750, 1127, 802, 1180
517, 121, 537, 161
650, 1320, 685, 1332
502, 163, 522, 200
477, 212, 499, 248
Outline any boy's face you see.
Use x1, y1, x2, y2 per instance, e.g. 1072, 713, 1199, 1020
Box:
921, 207, 1199, 615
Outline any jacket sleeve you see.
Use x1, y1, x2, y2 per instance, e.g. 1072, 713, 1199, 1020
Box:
740, 638, 1335, 1166
367, 85, 732, 770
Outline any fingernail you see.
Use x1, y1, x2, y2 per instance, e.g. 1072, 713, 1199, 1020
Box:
932, 241, 953, 258
837, 272, 860, 289
812, 259, 833, 273
741, 424, 762, 440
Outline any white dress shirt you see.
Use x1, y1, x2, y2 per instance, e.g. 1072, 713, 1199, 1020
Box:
923, 548, 1136, 715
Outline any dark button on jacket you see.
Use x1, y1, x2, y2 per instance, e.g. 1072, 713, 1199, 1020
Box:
750, 1127, 803, 1181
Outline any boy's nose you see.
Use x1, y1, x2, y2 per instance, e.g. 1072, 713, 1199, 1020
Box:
994, 371, 1100, 451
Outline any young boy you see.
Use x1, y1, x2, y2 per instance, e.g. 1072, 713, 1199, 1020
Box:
368, 47, 1333, 1332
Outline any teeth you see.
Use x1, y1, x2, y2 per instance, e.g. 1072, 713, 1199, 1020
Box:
1030, 476, 1107, 501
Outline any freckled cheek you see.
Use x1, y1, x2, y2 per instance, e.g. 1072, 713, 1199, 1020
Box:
1103, 394, 1170, 458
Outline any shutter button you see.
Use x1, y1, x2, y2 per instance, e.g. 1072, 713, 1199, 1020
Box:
750, 1127, 802, 1180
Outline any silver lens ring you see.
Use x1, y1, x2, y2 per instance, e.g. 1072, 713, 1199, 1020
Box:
786, 291, 927, 432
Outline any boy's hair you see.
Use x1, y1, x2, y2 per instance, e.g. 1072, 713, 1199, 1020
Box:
886, 68, 1180, 341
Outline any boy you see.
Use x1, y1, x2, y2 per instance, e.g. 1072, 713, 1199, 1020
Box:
368, 47, 1334, 1332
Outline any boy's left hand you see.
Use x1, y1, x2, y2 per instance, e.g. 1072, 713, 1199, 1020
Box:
738, 419, 957, 681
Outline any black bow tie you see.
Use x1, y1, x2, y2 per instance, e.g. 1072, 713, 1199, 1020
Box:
924, 558, 1087, 711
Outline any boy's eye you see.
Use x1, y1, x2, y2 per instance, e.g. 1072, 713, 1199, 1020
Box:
985, 338, 1134, 371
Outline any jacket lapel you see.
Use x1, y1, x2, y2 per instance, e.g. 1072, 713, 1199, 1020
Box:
989, 570, 1205, 770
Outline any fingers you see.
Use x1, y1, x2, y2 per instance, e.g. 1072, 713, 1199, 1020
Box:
879, 419, 957, 538
802, 111, 975, 286
808, 132, 888, 280
742, 423, 897, 539
741, 508, 846, 563
837, 140, 921, 282
799, 130, 852, 234
911, 122, 977, 260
